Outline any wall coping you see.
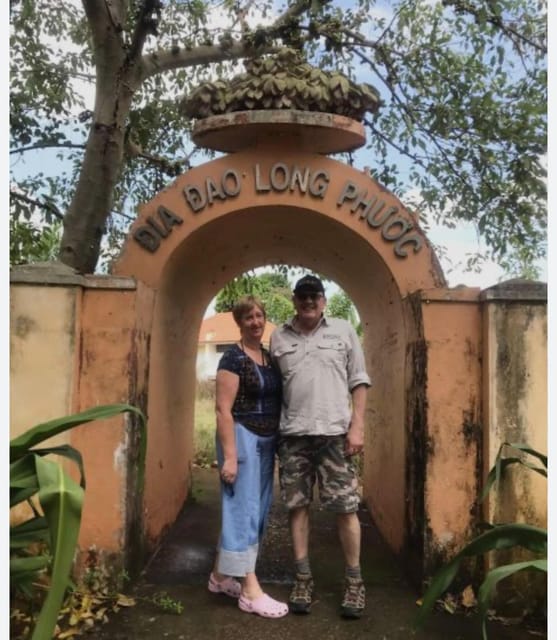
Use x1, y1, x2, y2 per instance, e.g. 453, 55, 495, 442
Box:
480, 278, 547, 302
419, 286, 481, 303
10, 262, 137, 290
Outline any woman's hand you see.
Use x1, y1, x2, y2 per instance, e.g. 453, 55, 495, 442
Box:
220, 457, 238, 484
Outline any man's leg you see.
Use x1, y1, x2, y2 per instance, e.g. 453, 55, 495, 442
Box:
278, 436, 316, 614
290, 506, 310, 561
337, 511, 365, 619
336, 511, 361, 567
288, 506, 314, 613
316, 436, 365, 619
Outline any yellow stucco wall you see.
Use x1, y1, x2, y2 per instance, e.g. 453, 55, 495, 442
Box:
481, 284, 547, 608
10, 282, 79, 523
10, 284, 78, 435
483, 297, 547, 527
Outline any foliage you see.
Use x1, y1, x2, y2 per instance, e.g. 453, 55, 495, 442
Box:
10, 404, 146, 640
215, 269, 294, 325
10, 219, 62, 266
194, 395, 217, 469
9, 0, 546, 274
149, 591, 184, 615
326, 289, 361, 335
214, 268, 361, 327
416, 442, 547, 639
11, 569, 183, 638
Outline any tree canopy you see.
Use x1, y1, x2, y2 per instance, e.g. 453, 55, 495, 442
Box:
214, 269, 361, 330
215, 271, 295, 325
10, 0, 547, 275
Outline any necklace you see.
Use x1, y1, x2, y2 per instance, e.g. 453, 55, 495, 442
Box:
240, 341, 266, 366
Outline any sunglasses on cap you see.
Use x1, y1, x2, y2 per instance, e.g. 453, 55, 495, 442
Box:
294, 291, 324, 301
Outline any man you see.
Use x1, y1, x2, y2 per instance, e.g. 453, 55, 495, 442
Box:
270, 274, 371, 619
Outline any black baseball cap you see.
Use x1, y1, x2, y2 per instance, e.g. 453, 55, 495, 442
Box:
293, 275, 325, 295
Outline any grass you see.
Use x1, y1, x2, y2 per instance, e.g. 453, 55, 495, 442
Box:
194, 382, 217, 467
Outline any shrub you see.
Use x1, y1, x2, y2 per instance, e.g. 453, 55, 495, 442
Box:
416, 442, 547, 640
10, 404, 145, 640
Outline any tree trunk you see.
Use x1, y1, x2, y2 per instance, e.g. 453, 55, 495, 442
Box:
59, 0, 136, 273
59, 113, 128, 273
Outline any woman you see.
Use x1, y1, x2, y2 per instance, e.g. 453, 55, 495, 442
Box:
208, 296, 288, 618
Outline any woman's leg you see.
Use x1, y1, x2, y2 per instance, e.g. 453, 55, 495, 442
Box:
216, 424, 260, 578
242, 433, 276, 599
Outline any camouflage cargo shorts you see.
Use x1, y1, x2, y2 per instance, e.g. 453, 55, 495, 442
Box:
277, 435, 360, 513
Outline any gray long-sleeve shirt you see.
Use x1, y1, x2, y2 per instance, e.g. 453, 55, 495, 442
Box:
270, 315, 371, 436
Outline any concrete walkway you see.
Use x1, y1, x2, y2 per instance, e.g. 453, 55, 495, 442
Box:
87, 467, 544, 639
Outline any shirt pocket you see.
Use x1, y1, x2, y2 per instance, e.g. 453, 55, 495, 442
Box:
316, 340, 346, 366
273, 343, 302, 374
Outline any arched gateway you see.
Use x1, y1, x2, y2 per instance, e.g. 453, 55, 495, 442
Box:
111, 110, 483, 584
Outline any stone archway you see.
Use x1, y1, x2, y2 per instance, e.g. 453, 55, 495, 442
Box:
113, 112, 451, 578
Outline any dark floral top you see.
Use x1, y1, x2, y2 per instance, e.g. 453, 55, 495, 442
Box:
217, 344, 282, 436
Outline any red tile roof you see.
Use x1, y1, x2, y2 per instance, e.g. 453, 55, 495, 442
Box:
198, 312, 276, 344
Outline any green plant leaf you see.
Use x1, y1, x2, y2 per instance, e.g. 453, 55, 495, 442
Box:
10, 403, 144, 461
10, 554, 51, 577
481, 457, 547, 501
416, 523, 547, 626
481, 442, 547, 501
502, 442, 547, 468
11, 485, 40, 508
478, 559, 547, 640
31, 455, 84, 640
10, 516, 50, 549
31, 444, 87, 488
10, 454, 39, 506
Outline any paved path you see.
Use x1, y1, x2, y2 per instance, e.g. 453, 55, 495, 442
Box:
87, 467, 544, 639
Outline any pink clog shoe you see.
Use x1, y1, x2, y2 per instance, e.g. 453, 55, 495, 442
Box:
208, 573, 241, 598
238, 593, 288, 618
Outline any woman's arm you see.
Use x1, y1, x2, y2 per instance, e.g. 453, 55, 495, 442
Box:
215, 369, 240, 482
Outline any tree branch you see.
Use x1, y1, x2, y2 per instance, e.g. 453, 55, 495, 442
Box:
10, 142, 87, 155
141, 0, 311, 79
363, 117, 426, 168
128, 0, 162, 62
443, 0, 546, 54
141, 40, 275, 78
10, 190, 65, 221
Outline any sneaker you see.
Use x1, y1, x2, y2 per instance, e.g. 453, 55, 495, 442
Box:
288, 573, 314, 614
340, 576, 365, 618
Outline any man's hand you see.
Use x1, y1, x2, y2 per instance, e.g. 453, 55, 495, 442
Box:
345, 415, 364, 456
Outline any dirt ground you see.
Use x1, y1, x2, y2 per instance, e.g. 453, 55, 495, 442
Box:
84, 467, 546, 640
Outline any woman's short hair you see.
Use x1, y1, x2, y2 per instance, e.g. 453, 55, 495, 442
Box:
232, 295, 266, 324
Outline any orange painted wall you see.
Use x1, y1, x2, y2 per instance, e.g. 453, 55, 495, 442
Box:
420, 288, 482, 561
70, 280, 154, 558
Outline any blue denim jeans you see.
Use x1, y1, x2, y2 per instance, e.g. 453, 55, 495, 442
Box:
216, 422, 276, 576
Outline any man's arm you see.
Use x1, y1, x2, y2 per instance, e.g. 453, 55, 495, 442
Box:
345, 383, 367, 455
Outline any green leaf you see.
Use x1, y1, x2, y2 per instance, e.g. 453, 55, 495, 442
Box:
10, 403, 144, 461
416, 524, 547, 626
478, 559, 547, 640
10, 554, 51, 578
481, 442, 547, 500
31, 455, 84, 640
10, 516, 50, 549
31, 444, 87, 489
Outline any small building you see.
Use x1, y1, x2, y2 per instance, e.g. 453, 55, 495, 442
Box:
196, 312, 277, 380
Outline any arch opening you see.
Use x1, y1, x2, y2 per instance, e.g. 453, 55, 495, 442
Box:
142, 206, 412, 557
